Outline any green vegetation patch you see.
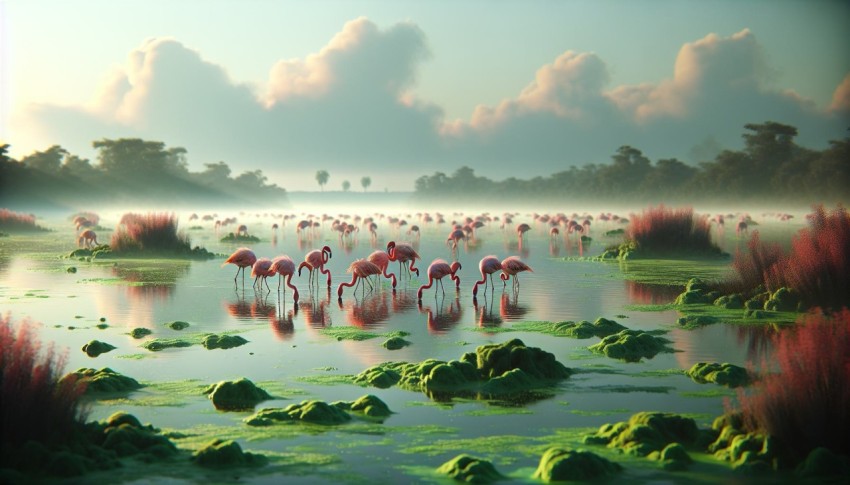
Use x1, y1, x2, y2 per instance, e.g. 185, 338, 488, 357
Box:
686, 362, 750, 388
202, 334, 248, 350
220, 233, 261, 243
64, 367, 143, 394
294, 374, 356, 386
129, 328, 152, 339
583, 411, 700, 457
164, 320, 190, 330
436, 454, 504, 483
647, 442, 693, 471
320, 326, 410, 342
142, 338, 194, 352
588, 330, 674, 362
513, 317, 628, 339
354, 338, 571, 400
192, 439, 268, 468
245, 394, 392, 426
203, 378, 273, 411
533, 447, 623, 482
82, 340, 116, 357
382, 336, 411, 350
708, 414, 780, 473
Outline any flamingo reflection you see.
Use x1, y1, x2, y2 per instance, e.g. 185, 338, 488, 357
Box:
300, 288, 332, 329
338, 291, 391, 329
418, 295, 463, 334
270, 300, 297, 341
473, 294, 503, 328
499, 291, 529, 321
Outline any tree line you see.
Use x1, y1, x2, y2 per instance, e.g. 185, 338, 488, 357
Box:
413, 122, 850, 205
0, 138, 288, 208
314, 170, 372, 192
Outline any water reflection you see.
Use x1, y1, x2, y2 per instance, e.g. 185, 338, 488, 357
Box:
625, 280, 681, 305
300, 288, 332, 328
473, 294, 503, 327
736, 324, 779, 361
418, 295, 463, 334
112, 261, 189, 303
499, 291, 529, 321
338, 291, 391, 329
270, 302, 296, 341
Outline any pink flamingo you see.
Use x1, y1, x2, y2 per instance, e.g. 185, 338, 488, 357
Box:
387, 241, 420, 278
736, 220, 748, 238
417, 259, 462, 300
298, 245, 333, 288
472, 255, 502, 297
500, 256, 533, 291
251, 258, 274, 291
78, 229, 99, 248
337, 259, 383, 298
270, 256, 299, 303
237, 224, 249, 237
367, 250, 397, 289
516, 223, 531, 242
549, 227, 560, 238
446, 229, 465, 251
223, 247, 257, 288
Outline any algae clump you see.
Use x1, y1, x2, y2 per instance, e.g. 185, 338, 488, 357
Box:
82, 340, 116, 357
245, 394, 392, 426
584, 412, 699, 457
164, 320, 190, 330
588, 330, 673, 362
202, 334, 248, 350
686, 362, 750, 388
64, 367, 143, 394
647, 442, 692, 470
142, 338, 193, 351
382, 336, 411, 350
192, 439, 267, 468
130, 327, 152, 339
533, 447, 622, 482
204, 378, 272, 410
436, 454, 503, 483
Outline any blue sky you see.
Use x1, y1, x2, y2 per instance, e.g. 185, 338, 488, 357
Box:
3, 0, 849, 190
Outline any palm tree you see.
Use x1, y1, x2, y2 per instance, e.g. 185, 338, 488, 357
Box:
315, 170, 329, 191
361, 176, 371, 192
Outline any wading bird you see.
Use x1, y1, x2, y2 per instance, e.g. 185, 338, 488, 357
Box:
417, 259, 462, 300
500, 256, 533, 291
387, 241, 420, 278
471, 255, 502, 297
337, 259, 382, 298
78, 229, 99, 248
367, 250, 397, 289
298, 245, 333, 288
251, 258, 274, 291
223, 247, 257, 289
270, 255, 299, 303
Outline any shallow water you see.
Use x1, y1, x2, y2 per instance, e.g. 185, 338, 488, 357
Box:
0, 210, 804, 482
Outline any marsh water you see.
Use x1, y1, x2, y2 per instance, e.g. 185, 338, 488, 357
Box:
0, 209, 805, 483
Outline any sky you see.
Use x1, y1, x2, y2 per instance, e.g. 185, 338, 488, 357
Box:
2, 0, 849, 191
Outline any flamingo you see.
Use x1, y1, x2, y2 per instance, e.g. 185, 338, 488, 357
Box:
298, 245, 333, 288
367, 250, 397, 289
471, 255, 502, 297
516, 223, 531, 241
736, 220, 749, 238
446, 229, 465, 251
251, 258, 274, 291
386, 241, 420, 278
337, 259, 383, 298
223, 247, 257, 288
237, 224, 249, 237
78, 229, 99, 248
417, 259, 462, 300
270, 256, 299, 303
500, 256, 533, 291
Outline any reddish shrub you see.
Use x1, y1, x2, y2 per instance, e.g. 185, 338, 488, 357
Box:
0, 314, 88, 450
111, 212, 191, 254
0, 208, 46, 232
627, 205, 720, 255
726, 230, 786, 295
738, 309, 850, 461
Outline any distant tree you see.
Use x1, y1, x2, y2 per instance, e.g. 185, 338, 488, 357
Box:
21, 145, 68, 173
315, 170, 329, 191
92, 138, 171, 178
361, 176, 372, 192
0, 144, 15, 164
61, 154, 97, 179
342, 180, 351, 192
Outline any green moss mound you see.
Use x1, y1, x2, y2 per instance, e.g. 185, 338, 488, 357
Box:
514, 318, 627, 339
764, 287, 803, 312
346, 394, 393, 418
676, 314, 719, 328
142, 338, 193, 351
382, 336, 411, 350
68, 244, 111, 259
202, 334, 248, 350
533, 447, 622, 482
686, 362, 750, 388
220, 233, 261, 243
588, 330, 673, 362
64, 368, 143, 394
714, 294, 745, 309
192, 439, 267, 468
436, 454, 503, 483
203, 378, 272, 411
796, 447, 850, 478
130, 327, 152, 339
648, 442, 692, 470
246, 394, 392, 426
354, 339, 571, 399
81, 340, 116, 357
165, 320, 190, 330
708, 414, 780, 473
584, 412, 699, 457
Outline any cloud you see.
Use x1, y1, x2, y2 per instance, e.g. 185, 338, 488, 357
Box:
17, 22, 850, 189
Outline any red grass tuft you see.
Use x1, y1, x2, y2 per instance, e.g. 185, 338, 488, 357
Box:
726, 230, 786, 295
738, 309, 850, 461
111, 212, 191, 254
627, 205, 719, 255
0, 208, 45, 232
0, 314, 88, 449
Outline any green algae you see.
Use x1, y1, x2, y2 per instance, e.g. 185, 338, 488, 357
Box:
95, 323, 108, 329
165, 320, 190, 330
382, 336, 411, 350
437, 454, 504, 483
647, 442, 693, 470
588, 330, 674, 362
569, 408, 631, 417
686, 362, 750, 388
192, 439, 268, 468
470, 317, 628, 339
65, 367, 142, 394
142, 338, 194, 351
202, 334, 248, 350
463, 406, 534, 417
204, 378, 273, 411
630, 368, 686, 378
245, 394, 393, 427
679, 388, 735, 398
320, 326, 410, 342
533, 447, 623, 482
295, 374, 357, 386
129, 328, 152, 339
115, 353, 152, 360
220, 233, 261, 243
584, 412, 700, 458
796, 447, 850, 478
82, 340, 116, 357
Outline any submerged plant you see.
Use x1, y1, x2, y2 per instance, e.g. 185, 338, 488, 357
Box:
737, 309, 850, 461
0, 314, 88, 454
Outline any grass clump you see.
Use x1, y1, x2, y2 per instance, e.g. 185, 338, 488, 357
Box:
109, 212, 214, 259
533, 447, 622, 481
62, 368, 142, 394
603, 205, 723, 260
588, 330, 674, 362
0, 208, 48, 232
437, 454, 504, 483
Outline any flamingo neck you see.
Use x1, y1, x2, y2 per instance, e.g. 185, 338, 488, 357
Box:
337, 275, 358, 297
